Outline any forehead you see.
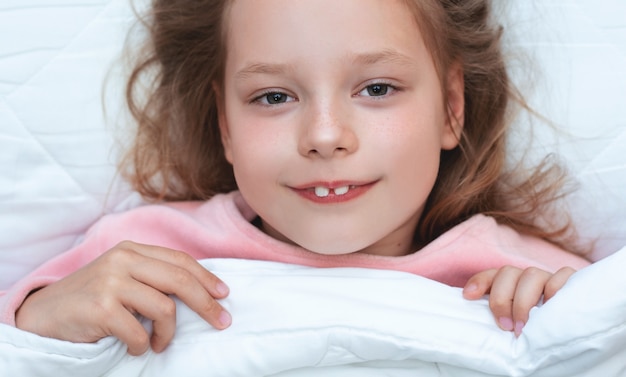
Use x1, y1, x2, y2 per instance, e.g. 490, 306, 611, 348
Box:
223, 0, 428, 69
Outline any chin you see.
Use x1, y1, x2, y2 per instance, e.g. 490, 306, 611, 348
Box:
262, 218, 377, 255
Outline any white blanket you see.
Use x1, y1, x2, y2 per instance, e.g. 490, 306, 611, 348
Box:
1, 251, 626, 376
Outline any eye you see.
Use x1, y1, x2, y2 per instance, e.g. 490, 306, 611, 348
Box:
358, 83, 396, 97
252, 91, 296, 105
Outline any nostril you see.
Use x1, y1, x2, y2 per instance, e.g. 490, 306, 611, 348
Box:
307, 146, 350, 158
298, 125, 358, 158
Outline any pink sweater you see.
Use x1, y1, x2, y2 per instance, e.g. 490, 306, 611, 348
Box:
0, 191, 590, 325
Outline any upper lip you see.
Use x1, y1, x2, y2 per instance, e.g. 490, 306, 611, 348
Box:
290, 180, 374, 190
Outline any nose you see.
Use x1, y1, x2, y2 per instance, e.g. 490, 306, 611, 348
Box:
297, 100, 358, 159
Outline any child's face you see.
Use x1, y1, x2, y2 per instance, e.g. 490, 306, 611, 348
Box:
218, 0, 463, 256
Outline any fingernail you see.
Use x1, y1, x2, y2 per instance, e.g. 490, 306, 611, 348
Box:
514, 321, 525, 337
464, 283, 478, 293
498, 317, 514, 331
216, 282, 229, 296
219, 310, 232, 328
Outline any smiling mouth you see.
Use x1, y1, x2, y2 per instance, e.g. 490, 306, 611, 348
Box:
292, 181, 377, 203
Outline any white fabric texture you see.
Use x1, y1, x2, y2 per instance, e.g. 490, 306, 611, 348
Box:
1, 253, 626, 377
1, 0, 625, 376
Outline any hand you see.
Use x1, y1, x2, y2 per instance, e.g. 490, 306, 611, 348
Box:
15, 241, 231, 355
462, 266, 575, 336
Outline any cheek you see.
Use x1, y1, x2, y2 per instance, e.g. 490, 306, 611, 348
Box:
391, 136, 441, 187
227, 118, 287, 187
369, 108, 444, 160
377, 112, 444, 189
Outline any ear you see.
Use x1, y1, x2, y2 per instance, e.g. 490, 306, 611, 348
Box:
441, 62, 465, 150
213, 82, 234, 164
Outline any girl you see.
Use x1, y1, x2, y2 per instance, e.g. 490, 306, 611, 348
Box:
0, 0, 590, 357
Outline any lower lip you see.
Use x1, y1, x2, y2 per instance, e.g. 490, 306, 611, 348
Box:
292, 182, 377, 204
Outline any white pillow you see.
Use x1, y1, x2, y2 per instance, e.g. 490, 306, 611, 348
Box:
0, 0, 143, 289
501, 1, 626, 260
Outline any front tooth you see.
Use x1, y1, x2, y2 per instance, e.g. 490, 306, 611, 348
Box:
333, 186, 349, 196
314, 186, 330, 197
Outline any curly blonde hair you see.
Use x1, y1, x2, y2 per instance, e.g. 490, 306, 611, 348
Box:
121, 0, 583, 254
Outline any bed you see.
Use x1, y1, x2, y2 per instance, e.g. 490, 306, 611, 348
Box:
1, 0, 625, 376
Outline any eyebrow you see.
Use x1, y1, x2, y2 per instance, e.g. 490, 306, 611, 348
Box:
235, 62, 294, 81
350, 50, 415, 67
234, 50, 415, 81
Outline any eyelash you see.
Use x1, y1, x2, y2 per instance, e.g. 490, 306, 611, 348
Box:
249, 81, 400, 106
355, 81, 398, 99
250, 90, 296, 106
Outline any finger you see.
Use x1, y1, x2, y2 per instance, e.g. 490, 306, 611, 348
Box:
122, 241, 230, 299
463, 269, 498, 300
488, 266, 523, 332
544, 267, 576, 302
119, 283, 178, 353
512, 267, 552, 336
104, 306, 151, 356
126, 252, 231, 330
